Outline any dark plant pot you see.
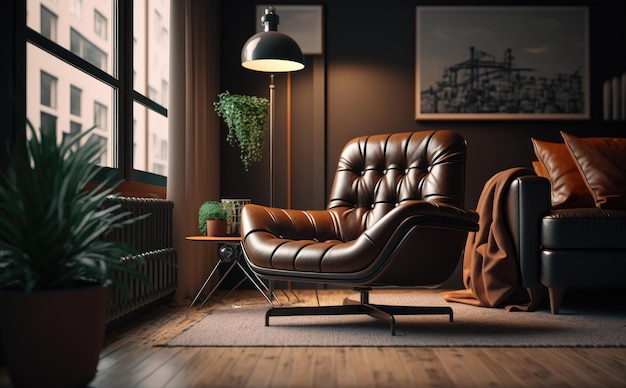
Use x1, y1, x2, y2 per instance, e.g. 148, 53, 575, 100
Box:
0, 282, 110, 388
206, 219, 228, 237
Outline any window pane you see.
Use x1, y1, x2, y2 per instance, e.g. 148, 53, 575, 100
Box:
27, 43, 116, 168
133, 101, 168, 177
40, 112, 57, 133
94, 10, 107, 40
133, 0, 170, 107
27, 0, 115, 76
70, 85, 82, 116
40, 71, 57, 108
40, 5, 57, 41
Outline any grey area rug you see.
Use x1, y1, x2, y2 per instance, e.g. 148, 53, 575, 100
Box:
166, 291, 626, 347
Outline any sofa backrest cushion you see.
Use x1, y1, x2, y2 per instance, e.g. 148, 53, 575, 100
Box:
561, 131, 626, 209
531, 138, 595, 209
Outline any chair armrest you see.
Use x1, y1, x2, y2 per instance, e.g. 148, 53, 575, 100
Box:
504, 174, 551, 288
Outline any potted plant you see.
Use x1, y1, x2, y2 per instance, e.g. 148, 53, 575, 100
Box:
198, 201, 229, 237
213, 91, 269, 171
0, 119, 148, 388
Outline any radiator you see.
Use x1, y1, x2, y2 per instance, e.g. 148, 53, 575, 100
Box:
102, 197, 177, 324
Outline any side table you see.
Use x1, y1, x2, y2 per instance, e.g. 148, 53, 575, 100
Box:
185, 236, 280, 317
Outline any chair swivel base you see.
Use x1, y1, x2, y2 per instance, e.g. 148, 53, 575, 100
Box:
265, 289, 453, 336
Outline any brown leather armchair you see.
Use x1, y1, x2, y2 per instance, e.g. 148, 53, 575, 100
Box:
241, 130, 479, 334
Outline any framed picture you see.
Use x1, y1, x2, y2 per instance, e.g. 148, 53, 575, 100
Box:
256, 5, 324, 55
415, 6, 589, 120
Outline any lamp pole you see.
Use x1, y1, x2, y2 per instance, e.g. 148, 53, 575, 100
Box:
268, 74, 275, 207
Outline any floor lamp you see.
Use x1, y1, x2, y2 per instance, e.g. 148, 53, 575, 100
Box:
241, 6, 305, 208
241, 7, 304, 297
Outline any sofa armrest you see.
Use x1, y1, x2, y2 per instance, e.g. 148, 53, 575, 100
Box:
504, 174, 551, 288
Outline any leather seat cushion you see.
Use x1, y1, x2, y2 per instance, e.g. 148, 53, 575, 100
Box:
541, 208, 626, 249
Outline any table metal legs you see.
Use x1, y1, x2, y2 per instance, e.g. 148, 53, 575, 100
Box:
185, 242, 281, 317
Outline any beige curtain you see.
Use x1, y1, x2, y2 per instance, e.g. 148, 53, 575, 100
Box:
168, 0, 221, 305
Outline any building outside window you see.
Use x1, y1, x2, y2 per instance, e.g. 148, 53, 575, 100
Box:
25, 0, 170, 183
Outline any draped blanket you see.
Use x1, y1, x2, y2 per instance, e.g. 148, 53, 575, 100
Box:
442, 167, 540, 311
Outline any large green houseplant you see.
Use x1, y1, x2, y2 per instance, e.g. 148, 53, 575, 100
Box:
0, 119, 148, 387
213, 91, 269, 171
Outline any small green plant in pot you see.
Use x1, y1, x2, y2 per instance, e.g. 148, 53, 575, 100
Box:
213, 91, 269, 171
198, 201, 229, 237
0, 119, 149, 388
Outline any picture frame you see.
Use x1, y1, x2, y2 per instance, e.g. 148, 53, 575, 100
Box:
415, 6, 589, 120
256, 5, 324, 55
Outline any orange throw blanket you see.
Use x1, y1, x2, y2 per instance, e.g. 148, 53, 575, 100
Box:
443, 167, 539, 311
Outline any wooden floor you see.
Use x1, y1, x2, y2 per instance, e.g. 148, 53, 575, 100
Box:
2, 289, 626, 387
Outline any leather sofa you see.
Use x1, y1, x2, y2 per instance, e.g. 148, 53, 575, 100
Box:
503, 132, 626, 314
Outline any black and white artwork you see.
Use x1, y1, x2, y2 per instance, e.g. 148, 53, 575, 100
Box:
415, 6, 589, 120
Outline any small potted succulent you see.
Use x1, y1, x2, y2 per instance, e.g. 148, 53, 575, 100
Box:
213, 91, 269, 171
198, 201, 229, 237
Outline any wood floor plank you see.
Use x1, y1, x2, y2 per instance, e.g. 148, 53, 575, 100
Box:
311, 347, 338, 387
529, 347, 626, 388
368, 347, 412, 387
485, 348, 570, 387
285, 346, 317, 387
91, 344, 159, 385
434, 348, 484, 387
244, 347, 284, 388
204, 347, 254, 387
2, 289, 626, 388
567, 348, 626, 381
400, 347, 455, 387
161, 347, 225, 388
104, 347, 181, 387
466, 347, 527, 387
193, 347, 248, 387
343, 347, 376, 387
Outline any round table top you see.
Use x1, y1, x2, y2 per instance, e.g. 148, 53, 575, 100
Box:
185, 235, 241, 242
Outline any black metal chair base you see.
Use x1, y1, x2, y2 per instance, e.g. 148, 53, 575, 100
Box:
265, 289, 453, 336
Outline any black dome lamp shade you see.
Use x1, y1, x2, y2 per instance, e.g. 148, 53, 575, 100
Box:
241, 7, 305, 72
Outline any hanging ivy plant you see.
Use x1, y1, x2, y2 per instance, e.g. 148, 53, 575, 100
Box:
213, 91, 269, 171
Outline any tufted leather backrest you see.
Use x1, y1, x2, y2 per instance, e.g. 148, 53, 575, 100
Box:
327, 130, 467, 234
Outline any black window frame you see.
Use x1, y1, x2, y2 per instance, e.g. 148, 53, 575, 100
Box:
22, 1, 167, 187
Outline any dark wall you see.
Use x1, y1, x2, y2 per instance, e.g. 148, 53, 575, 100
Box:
220, 0, 626, 212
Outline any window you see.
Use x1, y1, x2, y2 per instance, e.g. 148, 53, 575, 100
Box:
40, 71, 57, 108
70, 28, 107, 72
94, 101, 107, 131
25, 0, 170, 185
64, 121, 82, 150
70, 85, 81, 116
70, 0, 82, 18
70, 121, 81, 135
40, 5, 57, 41
94, 10, 107, 40
40, 112, 57, 133
89, 133, 107, 166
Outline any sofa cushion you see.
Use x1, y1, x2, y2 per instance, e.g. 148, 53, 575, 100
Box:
541, 208, 626, 249
531, 138, 595, 209
561, 132, 626, 209
531, 160, 548, 178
